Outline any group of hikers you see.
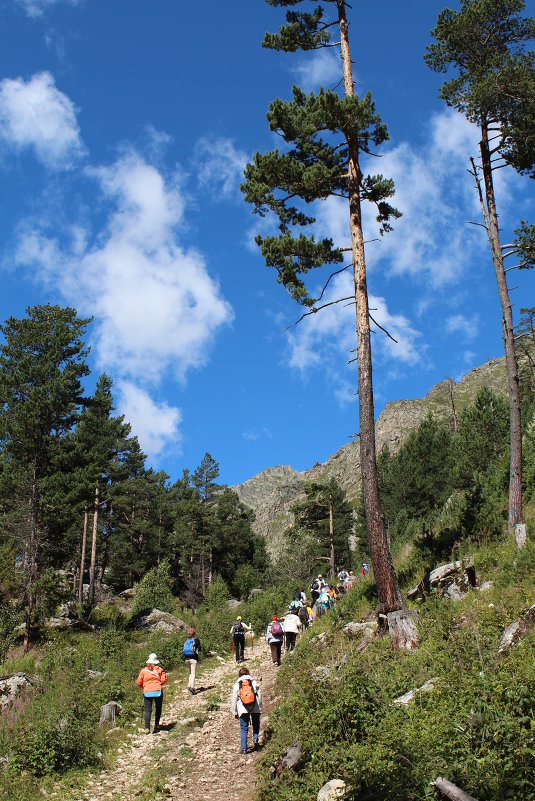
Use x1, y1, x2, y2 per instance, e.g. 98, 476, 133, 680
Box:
136, 565, 365, 752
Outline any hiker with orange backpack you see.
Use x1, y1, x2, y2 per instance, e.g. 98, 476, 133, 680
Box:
136, 653, 167, 734
231, 665, 262, 754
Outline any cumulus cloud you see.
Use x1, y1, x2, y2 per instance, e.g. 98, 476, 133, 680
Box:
195, 137, 248, 199
16, 0, 83, 17
14, 149, 234, 454
117, 381, 182, 459
0, 72, 84, 169
290, 50, 341, 92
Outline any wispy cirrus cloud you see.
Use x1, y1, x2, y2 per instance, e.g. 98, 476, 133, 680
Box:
15, 0, 83, 17
290, 49, 341, 92
446, 313, 480, 340
194, 137, 248, 199
0, 72, 84, 169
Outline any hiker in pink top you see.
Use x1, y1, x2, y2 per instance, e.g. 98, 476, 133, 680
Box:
266, 615, 283, 665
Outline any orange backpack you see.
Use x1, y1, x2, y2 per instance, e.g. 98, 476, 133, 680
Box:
239, 678, 256, 709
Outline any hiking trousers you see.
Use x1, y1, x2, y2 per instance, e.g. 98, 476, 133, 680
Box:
270, 641, 282, 665
285, 632, 297, 651
233, 633, 245, 662
185, 658, 197, 689
143, 693, 162, 730
239, 712, 260, 752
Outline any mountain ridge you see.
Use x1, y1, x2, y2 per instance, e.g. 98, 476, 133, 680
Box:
233, 356, 508, 555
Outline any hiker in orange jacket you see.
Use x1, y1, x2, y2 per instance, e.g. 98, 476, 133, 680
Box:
136, 653, 167, 734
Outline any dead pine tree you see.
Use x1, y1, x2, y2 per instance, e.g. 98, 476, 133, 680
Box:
242, 0, 419, 648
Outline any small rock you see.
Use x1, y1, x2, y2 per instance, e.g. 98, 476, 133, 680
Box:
318, 779, 346, 801
393, 677, 439, 707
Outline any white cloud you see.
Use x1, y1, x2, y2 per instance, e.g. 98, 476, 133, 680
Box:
117, 381, 182, 459
286, 270, 420, 398
0, 72, 83, 169
291, 50, 341, 92
195, 137, 248, 199
16, 0, 82, 17
242, 427, 273, 443
14, 149, 234, 454
446, 313, 479, 340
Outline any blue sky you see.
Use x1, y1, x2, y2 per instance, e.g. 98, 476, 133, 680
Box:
0, 0, 533, 487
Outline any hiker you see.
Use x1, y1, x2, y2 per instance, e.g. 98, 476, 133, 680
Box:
136, 653, 167, 734
232, 665, 262, 755
266, 615, 283, 665
282, 610, 302, 651
298, 602, 310, 630
182, 627, 201, 694
310, 576, 321, 605
230, 615, 251, 663
361, 562, 369, 577
288, 596, 302, 613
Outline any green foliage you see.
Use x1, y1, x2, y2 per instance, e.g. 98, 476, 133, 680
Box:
131, 560, 174, 615
425, 0, 535, 175
200, 575, 230, 611
258, 535, 535, 801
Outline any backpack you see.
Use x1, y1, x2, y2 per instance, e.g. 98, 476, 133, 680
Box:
298, 606, 308, 622
182, 637, 197, 658
239, 678, 256, 710
311, 579, 320, 592
270, 620, 283, 638
289, 599, 301, 611
232, 621, 244, 635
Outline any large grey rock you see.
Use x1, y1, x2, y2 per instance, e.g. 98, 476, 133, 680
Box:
0, 673, 33, 708
279, 740, 305, 772
227, 599, 241, 610
318, 779, 346, 801
343, 620, 377, 638
429, 559, 476, 601
498, 602, 535, 654
127, 608, 186, 633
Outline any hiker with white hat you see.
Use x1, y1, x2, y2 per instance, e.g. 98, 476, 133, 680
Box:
136, 653, 167, 734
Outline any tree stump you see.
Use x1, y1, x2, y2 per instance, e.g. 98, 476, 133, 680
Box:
99, 702, 120, 727
387, 608, 419, 650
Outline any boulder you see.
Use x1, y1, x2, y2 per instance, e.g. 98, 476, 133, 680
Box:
227, 599, 241, 610
119, 587, 136, 599
249, 588, 263, 598
318, 779, 346, 801
271, 740, 305, 782
312, 666, 331, 683
0, 673, 33, 708
127, 609, 186, 633
429, 559, 476, 600
498, 602, 535, 654
343, 620, 378, 638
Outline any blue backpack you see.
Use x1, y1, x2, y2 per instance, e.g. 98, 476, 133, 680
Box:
182, 637, 197, 658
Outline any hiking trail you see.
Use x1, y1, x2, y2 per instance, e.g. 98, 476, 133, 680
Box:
77, 646, 278, 801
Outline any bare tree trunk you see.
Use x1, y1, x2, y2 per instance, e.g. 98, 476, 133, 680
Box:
329, 493, 335, 577
88, 485, 99, 606
447, 378, 458, 432
24, 467, 39, 651
78, 506, 88, 605
189, 521, 194, 579
431, 777, 478, 801
479, 118, 523, 533
337, 1, 418, 647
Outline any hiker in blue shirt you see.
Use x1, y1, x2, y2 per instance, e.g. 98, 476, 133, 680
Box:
182, 627, 201, 694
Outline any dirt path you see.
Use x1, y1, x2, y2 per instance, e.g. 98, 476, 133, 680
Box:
78, 646, 278, 801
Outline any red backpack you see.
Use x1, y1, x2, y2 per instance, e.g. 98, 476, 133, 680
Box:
239, 678, 256, 709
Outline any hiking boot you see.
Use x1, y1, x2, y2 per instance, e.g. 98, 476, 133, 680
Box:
187, 687, 195, 694
240, 749, 247, 755
152, 725, 160, 734
252, 741, 259, 751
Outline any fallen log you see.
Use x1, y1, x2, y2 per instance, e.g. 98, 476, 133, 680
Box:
431, 777, 478, 801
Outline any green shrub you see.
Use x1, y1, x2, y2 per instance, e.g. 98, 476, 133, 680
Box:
131, 560, 174, 615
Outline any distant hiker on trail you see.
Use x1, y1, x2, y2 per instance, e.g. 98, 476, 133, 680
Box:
266, 615, 283, 665
232, 665, 262, 755
361, 562, 369, 577
136, 653, 167, 734
310, 577, 321, 605
298, 602, 310, 630
282, 610, 302, 651
230, 616, 251, 663
182, 627, 201, 694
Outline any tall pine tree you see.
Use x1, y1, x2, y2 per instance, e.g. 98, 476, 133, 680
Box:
425, 0, 535, 539
242, 0, 418, 646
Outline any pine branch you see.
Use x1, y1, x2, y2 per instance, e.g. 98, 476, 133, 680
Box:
369, 313, 398, 343
284, 295, 356, 331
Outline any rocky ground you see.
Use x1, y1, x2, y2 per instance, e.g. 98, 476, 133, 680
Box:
76, 646, 278, 801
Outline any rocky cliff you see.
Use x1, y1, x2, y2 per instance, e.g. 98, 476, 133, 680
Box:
233, 357, 507, 555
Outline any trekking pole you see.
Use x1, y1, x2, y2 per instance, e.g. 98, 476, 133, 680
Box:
250, 624, 254, 655
231, 638, 234, 660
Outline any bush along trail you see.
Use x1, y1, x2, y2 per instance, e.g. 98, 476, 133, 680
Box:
76, 648, 278, 801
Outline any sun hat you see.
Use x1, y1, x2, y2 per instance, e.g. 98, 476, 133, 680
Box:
146, 653, 159, 665
236, 615, 242, 621
188, 627, 196, 636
